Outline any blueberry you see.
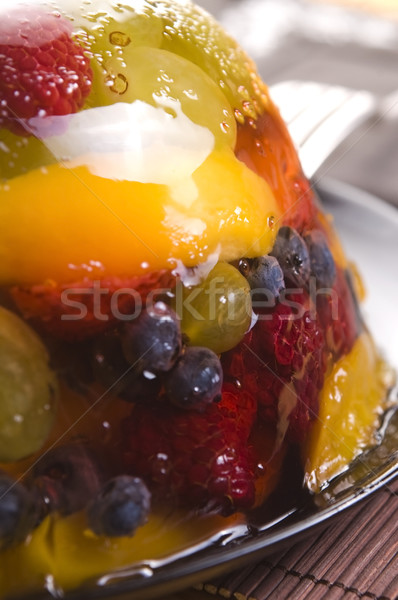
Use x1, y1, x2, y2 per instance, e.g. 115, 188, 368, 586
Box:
88, 476, 151, 538
304, 230, 336, 288
165, 346, 223, 410
121, 303, 182, 373
239, 256, 285, 299
31, 444, 101, 516
270, 226, 310, 288
0, 472, 38, 550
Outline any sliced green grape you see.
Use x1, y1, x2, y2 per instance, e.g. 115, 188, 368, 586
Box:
158, 0, 268, 122
176, 263, 252, 354
0, 130, 56, 182
73, 1, 164, 51
88, 44, 236, 149
0, 308, 58, 462
69, 0, 267, 123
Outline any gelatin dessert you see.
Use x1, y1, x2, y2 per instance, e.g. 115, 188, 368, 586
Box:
0, 0, 394, 597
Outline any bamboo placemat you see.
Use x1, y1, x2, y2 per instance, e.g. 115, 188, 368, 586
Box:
188, 476, 398, 600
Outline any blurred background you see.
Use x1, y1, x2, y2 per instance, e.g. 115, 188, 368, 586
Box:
196, 0, 398, 208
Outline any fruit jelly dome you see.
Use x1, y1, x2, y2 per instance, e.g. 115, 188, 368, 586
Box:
0, 0, 393, 597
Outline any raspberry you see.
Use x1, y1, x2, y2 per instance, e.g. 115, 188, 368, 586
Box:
256, 297, 326, 442
122, 387, 257, 512
223, 292, 325, 443
11, 270, 176, 341
223, 264, 360, 443
0, 9, 92, 135
316, 267, 359, 360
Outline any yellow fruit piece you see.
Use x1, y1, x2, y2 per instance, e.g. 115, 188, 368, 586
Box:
0, 147, 279, 286
303, 333, 391, 493
0, 509, 244, 597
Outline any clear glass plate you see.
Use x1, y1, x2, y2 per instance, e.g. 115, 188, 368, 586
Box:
22, 179, 398, 600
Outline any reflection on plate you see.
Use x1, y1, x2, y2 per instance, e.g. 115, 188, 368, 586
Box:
28, 180, 398, 600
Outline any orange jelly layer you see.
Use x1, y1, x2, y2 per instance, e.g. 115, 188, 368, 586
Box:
0, 99, 349, 291
0, 145, 279, 286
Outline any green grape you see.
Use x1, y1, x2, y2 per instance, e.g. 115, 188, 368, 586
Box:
69, 0, 266, 123
74, 1, 164, 52
158, 0, 267, 122
0, 308, 58, 462
86, 37, 236, 148
0, 130, 56, 182
176, 263, 252, 354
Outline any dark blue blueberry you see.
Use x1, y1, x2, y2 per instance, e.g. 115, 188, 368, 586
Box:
240, 256, 285, 299
270, 226, 310, 288
88, 476, 151, 537
121, 303, 182, 373
165, 346, 223, 410
304, 230, 336, 288
0, 472, 38, 550
31, 444, 101, 516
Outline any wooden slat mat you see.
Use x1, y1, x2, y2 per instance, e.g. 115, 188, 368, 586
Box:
196, 478, 398, 600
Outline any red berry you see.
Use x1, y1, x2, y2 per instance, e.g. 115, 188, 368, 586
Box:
223, 292, 325, 443
254, 292, 326, 443
11, 270, 177, 341
316, 267, 358, 359
223, 265, 360, 444
0, 9, 92, 135
122, 387, 257, 512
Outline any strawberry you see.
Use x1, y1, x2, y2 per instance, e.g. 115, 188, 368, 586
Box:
0, 9, 92, 135
11, 270, 176, 341
122, 386, 258, 512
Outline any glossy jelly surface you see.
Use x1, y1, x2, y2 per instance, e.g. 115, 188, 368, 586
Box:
0, 1, 394, 598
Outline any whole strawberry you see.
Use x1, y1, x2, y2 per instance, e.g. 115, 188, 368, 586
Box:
0, 9, 92, 135
122, 387, 257, 513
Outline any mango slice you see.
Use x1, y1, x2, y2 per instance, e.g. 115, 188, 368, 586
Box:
303, 332, 392, 493
0, 147, 279, 286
